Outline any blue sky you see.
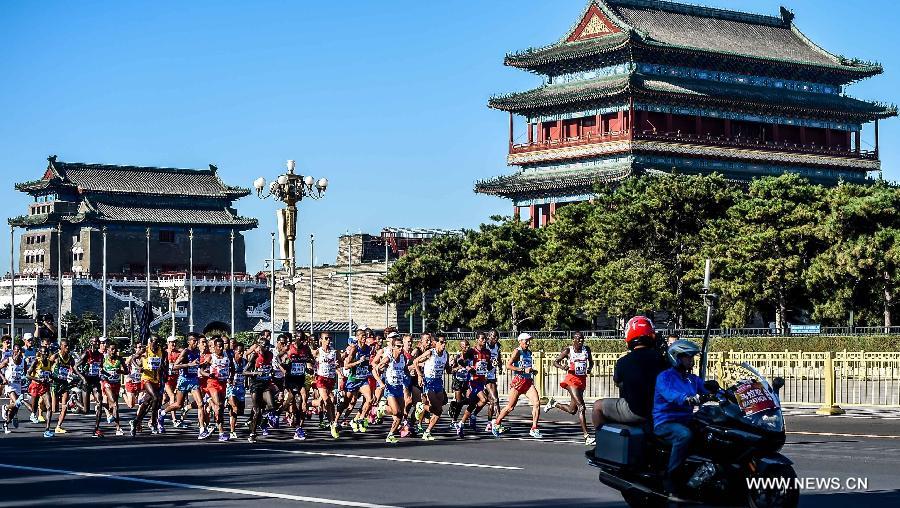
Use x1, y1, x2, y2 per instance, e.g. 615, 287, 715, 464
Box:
1, 0, 897, 272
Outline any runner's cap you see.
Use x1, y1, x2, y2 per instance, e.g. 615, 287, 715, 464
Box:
166, 336, 177, 342
517, 332, 532, 341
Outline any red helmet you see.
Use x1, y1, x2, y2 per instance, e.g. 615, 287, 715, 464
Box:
625, 316, 655, 347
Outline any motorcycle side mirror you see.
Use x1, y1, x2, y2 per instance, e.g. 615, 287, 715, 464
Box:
772, 377, 785, 394
704, 380, 720, 393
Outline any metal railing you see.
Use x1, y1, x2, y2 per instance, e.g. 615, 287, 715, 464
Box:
479, 350, 900, 408
430, 327, 900, 339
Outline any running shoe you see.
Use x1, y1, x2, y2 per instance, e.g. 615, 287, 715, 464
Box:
267, 412, 279, 429
293, 428, 306, 441
455, 422, 464, 439
115, 428, 125, 436
468, 415, 476, 431
543, 396, 556, 413
484, 421, 493, 433
421, 431, 435, 441
93, 429, 104, 438
230, 431, 238, 440
38, 415, 45, 423
399, 422, 410, 438
491, 422, 502, 438
157, 409, 166, 428
261, 426, 270, 437
318, 419, 328, 430
529, 428, 543, 439
158, 421, 166, 434
150, 425, 160, 435
497, 423, 509, 434
416, 423, 424, 435
385, 434, 398, 444
12, 417, 19, 429
54, 426, 67, 434
414, 402, 425, 422
248, 433, 258, 443
330, 424, 339, 439
43, 430, 54, 438
585, 435, 596, 446
2, 423, 9, 434
129, 419, 136, 437
376, 404, 385, 422
30, 413, 39, 424
173, 419, 184, 429
349, 419, 360, 433
107, 414, 114, 424
219, 432, 229, 442
198, 429, 211, 440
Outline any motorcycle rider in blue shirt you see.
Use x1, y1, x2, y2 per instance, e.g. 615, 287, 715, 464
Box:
652, 339, 707, 495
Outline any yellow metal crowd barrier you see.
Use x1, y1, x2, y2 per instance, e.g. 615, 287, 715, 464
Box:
482, 350, 900, 409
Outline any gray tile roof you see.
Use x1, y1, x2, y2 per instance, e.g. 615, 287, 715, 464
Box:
474, 162, 633, 198
505, 0, 882, 77
489, 72, 896, 120
17, 159, 250, 198
89, 201, 257, 228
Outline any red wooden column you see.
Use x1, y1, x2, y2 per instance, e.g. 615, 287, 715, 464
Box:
556, 119, 563, 140
529, 204, 538, 228
513, 206, 521, 221
549, 202, 557, 224
616, 110, 624, 135
527, 123, 533, 144
537, 122, 544, 143
596, 113, 602, 137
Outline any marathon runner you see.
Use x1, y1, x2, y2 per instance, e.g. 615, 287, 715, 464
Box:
21, 333, 37, 420
74, 336, 105, 437
49, 339, 77, 435
313, 332, 342, 439
100, 341, 126, 436
449, 338, 475, 436
413, 333, 451, 441
204, 337, 233, 441
373, 334, 408, 444
492, 333, 542, 439
484, 330, 502, 432
227, 341, 247, 439
123, 344, 145, 410
0, 343, 26, 433
163, 333, 205, 431
162, 335, 181, 428
342, 333, 375, 433
244, 336, 278, 443
131, 335, 167, 436
544, 332, 595, 445
457, 332, 493, 437
283, 332, 313, 440
27, 343, 53, 436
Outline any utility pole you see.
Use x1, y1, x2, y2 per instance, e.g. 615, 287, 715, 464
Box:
310, 234, 315, 338
102, 226, 107, 338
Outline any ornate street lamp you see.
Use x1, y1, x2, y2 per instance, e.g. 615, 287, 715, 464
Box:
254, 160, 327, 336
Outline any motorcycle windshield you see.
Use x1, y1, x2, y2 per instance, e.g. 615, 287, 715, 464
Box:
729, 363, 784, 433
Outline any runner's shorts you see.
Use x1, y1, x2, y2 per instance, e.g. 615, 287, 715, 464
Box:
315, 375, 336, 392
468, 380, 485, 398
177, 377, 200, 393
345, 377, 367, 393
125, 381, 141, 394
4, 383, 22, 396
102, 381, 121, 400
385, 383, 404, 400
226, 385, 245, 402
84, 376, 102, 391
560, 373, 587, 391
28, 381, 48, 398
207, 378, 226, 396
423, 377, 444, 394
510, 375, 533, 394
285, 375, 306, 392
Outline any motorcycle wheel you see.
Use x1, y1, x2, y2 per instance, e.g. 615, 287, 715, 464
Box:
622, 490, 666, 508
746, 464, 800, 508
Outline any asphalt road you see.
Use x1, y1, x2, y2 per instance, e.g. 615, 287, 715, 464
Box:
0, 405, 899, 508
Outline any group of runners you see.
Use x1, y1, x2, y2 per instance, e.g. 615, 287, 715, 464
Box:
0, 327, 598, 445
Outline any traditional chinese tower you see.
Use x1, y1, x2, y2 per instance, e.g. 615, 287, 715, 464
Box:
475, 0, 897, 227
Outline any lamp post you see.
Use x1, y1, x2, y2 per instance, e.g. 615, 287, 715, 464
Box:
230, 229, 235, 337
102, 226, 107, 338
161, 285, 179, 338
57, 223, 62, 342
10, 225, 15, 338
189, 227, 194, 333
309, 234, 314, 338
254, 160, 327, 337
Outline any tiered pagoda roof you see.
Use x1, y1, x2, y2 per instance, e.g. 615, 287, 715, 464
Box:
10, 156, 257, 230
490, 73, 896, 122
506, 0, 882, 83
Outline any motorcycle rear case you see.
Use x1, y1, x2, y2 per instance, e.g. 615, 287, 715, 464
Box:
594, 424, 646, 466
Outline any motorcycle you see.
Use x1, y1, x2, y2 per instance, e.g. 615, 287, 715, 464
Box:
586, 362, 799, 508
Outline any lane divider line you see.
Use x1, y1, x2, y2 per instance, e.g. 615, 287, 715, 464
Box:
256, 448, 523, 470
787, 431, 900, 440
0, 463, 400, 508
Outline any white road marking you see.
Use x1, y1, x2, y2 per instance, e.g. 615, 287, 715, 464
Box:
257, 448, 523, 470
787, 431, 900, 440
0, 463, 400, 508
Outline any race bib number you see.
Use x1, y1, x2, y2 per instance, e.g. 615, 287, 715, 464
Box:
40, 370, 51, 381
290, 362, 306, 376
148, 357, 161, 370
734, 380, 777, 416
273, 367, 284, 379
475, 360, 489, 376
574, 361, 587, 376
257, 365, 272, 380
186, 365, 199, 376
88, 363, 101, 377
232, 374, 244, 386
104, 368, 119, 381
215, 366, 230, 381
57, 366, 71, 381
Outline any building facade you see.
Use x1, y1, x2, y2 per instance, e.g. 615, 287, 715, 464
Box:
4, 156, 267, 335
475, 0, 897, 226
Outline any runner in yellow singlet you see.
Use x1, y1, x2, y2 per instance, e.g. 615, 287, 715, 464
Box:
130, 335, 166, 436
